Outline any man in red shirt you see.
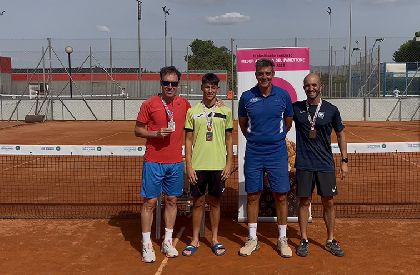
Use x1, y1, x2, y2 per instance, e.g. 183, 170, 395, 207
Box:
135, 66, 191, 263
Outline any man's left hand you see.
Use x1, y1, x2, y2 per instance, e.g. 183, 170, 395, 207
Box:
221, 163, 232, 181
340, 162, 348, 180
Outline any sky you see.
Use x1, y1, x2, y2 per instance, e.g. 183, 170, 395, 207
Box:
0, 0, 419, 69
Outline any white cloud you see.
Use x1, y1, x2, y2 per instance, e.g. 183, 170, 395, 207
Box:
96, 25, 110, 33
206, 12, 250, 25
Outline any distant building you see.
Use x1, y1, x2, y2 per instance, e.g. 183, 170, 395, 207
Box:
0, 56, 228, 99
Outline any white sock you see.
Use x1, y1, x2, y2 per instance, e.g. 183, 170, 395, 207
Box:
164, 228, 173, 243
142, 232, 151, 244
248, 223, 257, 240
278, 224, 287, 239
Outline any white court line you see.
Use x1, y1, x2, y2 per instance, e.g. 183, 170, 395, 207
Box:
155, 226, 185, 275
84, 132, 123, 145
346, 130, 368, 142
2, 157, 41, 172
393, 153, 420, 168
391, 132, 410, 141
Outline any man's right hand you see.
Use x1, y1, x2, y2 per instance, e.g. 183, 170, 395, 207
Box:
156, 128, 173, 138
186, 166, 198, 185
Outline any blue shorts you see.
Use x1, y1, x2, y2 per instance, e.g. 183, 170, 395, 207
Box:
141, 161, 184, 199
244, 143, 290, 193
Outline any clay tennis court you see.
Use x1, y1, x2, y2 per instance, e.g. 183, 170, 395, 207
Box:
0, 120, 419, 274
0, 120, 418, 144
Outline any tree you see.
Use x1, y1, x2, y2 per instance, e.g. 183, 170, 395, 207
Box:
185, 39, 236, 91
393, 31, 420, 62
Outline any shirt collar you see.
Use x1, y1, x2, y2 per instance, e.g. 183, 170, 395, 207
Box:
253, 85, 277, 97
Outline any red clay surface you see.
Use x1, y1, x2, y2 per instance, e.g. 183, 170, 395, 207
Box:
0, 218, 419, 274
0, 120, 418, 145
0, 120, 419, 274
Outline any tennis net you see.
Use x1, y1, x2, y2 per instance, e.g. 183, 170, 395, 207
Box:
0, 142, 418, 219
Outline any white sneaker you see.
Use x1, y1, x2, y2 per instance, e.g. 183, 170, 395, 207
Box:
277, 237, 292, 258
142, 242, 156, 263
239, 237, 260, 257
161, 240, 179, 258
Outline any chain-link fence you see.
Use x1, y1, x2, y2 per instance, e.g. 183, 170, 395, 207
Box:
0, 36, 419, 98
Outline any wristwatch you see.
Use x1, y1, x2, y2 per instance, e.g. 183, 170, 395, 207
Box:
341, 157, 349, 163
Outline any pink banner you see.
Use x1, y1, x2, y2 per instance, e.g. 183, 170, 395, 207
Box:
237, 48, 309, 72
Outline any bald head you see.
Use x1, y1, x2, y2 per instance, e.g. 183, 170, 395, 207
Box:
303, 73, 322, 102
303, 73, 321, 86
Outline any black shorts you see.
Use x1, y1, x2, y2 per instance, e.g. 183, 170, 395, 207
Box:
190, 170, 225, 198
296, 169, 337, 197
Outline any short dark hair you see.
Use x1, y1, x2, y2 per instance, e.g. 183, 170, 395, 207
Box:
160, 66, 181, 81
255, 59, 274, 71
201, 73, 220, 86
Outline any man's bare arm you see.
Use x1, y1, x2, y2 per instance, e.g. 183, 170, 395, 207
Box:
238, 117, 249, 138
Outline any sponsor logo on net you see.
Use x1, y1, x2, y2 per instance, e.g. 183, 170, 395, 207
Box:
121, 146, 140, 152
0, 145, 15, 151
408, 143, 420, 148
367, 144, 381, 150
118, 146, 144, 153
41, 146, 56, 151
82, 146, 96, 151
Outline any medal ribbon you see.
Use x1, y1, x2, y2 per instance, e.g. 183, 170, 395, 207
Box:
161, 95, 174, 124
305, 99, 322, 130
201, 102, 216, 132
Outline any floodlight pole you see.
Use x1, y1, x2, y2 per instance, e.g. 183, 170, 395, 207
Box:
162, 6, 170, 67
370, 38, 383, 65
347, 1, 352, 97
137, 0, 142, 96
109, 36, 113, 120
65, 46, 74, 98
370, 38, 384, 96
231, 38, 235, 118
327, 7, 332, 97
377, 44, 381, 97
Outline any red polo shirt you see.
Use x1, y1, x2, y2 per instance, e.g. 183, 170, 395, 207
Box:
137, 95, 191, 163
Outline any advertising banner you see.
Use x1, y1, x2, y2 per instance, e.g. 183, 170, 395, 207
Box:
237, 47, 310, 222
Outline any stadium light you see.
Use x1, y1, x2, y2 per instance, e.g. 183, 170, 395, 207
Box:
65, 46, 73, 98
370, 38, 384, 64
136, 0, 142, 96
162, 6, 170, 67
351, 47, 360, 57
327, 7, 332, 97
347, 0, 352, 97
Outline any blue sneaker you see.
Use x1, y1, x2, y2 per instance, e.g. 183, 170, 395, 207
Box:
325, 239, 345, 257
296, 239, 309, 257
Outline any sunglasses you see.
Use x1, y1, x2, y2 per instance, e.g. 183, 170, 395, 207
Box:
161, 81, 179, 87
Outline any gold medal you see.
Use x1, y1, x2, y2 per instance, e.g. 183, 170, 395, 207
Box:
202, 102, 216, 142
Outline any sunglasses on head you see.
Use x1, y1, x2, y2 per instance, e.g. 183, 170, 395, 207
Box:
161, 81, 179, 87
